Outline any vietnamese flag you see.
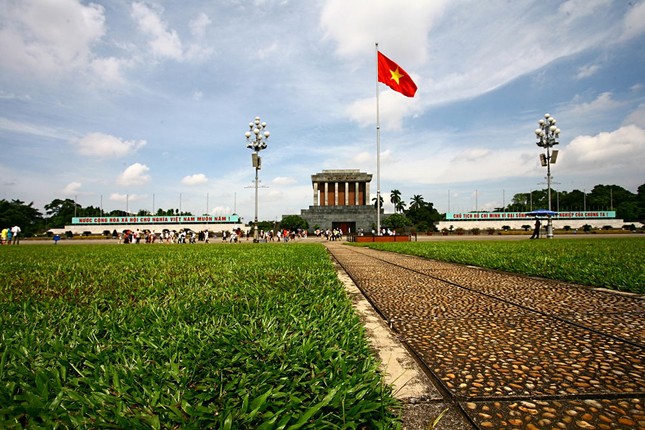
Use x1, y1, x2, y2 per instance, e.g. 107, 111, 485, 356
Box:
377, 51, 417, 97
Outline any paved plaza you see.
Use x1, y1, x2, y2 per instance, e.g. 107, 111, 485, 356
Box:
325, 242, 644, 430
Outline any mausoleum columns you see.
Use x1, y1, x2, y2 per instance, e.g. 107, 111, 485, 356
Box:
311, 169, 372, 207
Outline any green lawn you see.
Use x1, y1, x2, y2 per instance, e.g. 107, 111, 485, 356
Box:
0, 244, 400, 429
359, 237, 645, 294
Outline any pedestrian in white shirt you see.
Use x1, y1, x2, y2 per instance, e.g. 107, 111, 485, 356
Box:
11, 225, 20, 245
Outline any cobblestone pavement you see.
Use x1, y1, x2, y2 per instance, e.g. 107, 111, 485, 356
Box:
325, 243, 645, 430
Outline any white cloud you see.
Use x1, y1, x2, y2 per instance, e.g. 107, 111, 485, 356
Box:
273, 176, 296, 185
109, 193, 146, 204
576, 63, 600, 79
210, 206, 232, 215
63, 182, 83, 195
0, 117, 72, 140
380, 149, 392, 163
0, 0, 106, 78
352, 151, 372, 164
117, 163, 151, 186
563, 125, 645, 165
624, 104, 645, 128
321, 0, 447, 61
622, 0, 645, 40
365, 137, 535, 187
0, 91, 31, 101
189, 12, 211, 38
71, 132, 146, 158
567, 92, 621, 117
90, 57, 130, 84
181, 173, 208, 185
131, 2, 183, 60
558, 0, 611, 24
347, 91, 421, 130
184, 44, 213, 62
131, 2, 212, 62
557, 126, 645, 189
251, 41, 280, 61
325, 0, 630, 120
451, 148, 491, 163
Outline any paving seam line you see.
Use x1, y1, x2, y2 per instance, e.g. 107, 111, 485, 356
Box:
326, 245, 478, 429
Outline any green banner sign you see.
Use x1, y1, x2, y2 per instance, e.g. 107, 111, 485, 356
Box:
446, 211, 616, 220
72, 215, 241, 225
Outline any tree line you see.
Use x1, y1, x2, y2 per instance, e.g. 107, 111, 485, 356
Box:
1, 183, 643, 236
384, 183, 645, 232
502, 184, 645, 221
0, 198, 197, 237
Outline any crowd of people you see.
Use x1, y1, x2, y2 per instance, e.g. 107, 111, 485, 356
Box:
260, 228, 307, 242
115, 228, 310, 244
118, 229, 210, 244
1, 225, 21, 245
0, 225, 377, 245
314, 228, 344, 241
0, 225, 397, 245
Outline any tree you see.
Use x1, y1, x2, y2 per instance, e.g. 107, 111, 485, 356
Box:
558, 189, 586, 211
44, 198, 79, 228
501, 184, 644, 221
405, 195, 441, 232
280, 215, 308, 231
409, 194, 426, 211
80, 205, 102, 217
395, 200, 406, 213
390, 189, 405, 213
382, 213, 412, 230
637, 183, 645, 220
256, 220, 275, 232
587, 184, 637, 220
108, 209, 128, 217
616, 201, 639, 221
155, 208, 176, 216
372, 195, 384, 209
0, 199, 44, 236
505, 193, 532, 212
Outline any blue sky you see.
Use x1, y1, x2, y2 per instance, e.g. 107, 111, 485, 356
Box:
1, 0, 644, 222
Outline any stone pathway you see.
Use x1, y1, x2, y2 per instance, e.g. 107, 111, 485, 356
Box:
325, 243, 645, 430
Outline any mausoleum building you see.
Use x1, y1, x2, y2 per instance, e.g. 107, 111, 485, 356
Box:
299, 169, 380, 233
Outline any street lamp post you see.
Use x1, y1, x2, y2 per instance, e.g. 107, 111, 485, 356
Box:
534, 113, 561, 239
245, 116, 270, 242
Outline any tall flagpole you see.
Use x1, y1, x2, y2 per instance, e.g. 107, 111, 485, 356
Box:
375, 42, 381, 235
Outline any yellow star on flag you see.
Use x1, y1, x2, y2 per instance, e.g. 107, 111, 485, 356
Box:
389, 67, 404, 85
377, 51, 417, 97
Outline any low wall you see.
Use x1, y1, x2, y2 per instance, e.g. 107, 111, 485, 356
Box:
436, 218, 633, 231
48, 223, 246, 236
350, 235, 411, 243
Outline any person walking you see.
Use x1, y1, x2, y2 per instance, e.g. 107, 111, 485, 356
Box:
530, 218, 541, 239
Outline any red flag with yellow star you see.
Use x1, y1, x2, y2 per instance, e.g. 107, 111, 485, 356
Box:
377, 51, 417, 97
